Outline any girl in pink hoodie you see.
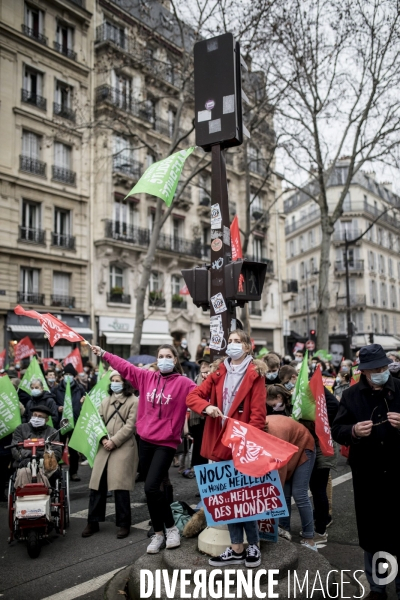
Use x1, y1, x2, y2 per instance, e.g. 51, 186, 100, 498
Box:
91, 344, 196, 553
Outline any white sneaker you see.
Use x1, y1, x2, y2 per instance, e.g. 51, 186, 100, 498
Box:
147, 533, 166, 554
278, 527, 292, 541
165, 525, 181, 549
300, 539, 318, 552
80, 460, 89, 466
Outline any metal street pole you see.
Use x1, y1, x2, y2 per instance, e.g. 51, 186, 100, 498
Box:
305, 269, 310, 336
344, 232, 352, 359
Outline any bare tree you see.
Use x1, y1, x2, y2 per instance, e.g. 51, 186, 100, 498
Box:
250, 0, 400, 349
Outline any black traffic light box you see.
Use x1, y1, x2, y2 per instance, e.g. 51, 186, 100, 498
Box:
309, 330, 316, 342
194, 33, 244, 151
181, 267, 209, 309
224, 260, 267, 304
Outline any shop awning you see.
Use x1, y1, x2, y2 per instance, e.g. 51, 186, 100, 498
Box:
103, 332, 173, 346
8, 325, 94, 338
352, 334, 400, 350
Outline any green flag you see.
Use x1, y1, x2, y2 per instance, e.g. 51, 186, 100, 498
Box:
314, 349, 332, 362
125, 147, 195, 207
0, 375, 22, 439
69, 395, 108, 468
89, 370, 111, 410
18, 356, 49, 395
291, 351, 316, 421
97, 360, 104, 380
61, 379, 74, 434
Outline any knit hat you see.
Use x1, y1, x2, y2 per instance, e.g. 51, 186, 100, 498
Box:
32, 404, 53, 416
109, 369, 120, 380
63, 363, 77, 376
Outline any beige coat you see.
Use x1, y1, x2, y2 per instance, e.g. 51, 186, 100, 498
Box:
89, 392, 139, 491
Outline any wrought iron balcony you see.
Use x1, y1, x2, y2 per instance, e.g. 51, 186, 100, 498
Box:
95, 23, 126, 49
51, 295, 75, 308
148, 293, 166, 308
285, 210, 321, 234
172, 296, 187, 309
21, 25, 47, 45
51, 233, 76, 249
152, 118, 173, 138
18, 226, 45, 244
113, 155, 143, 179
21, 89, 47, 110
105, 221, 150, 245
332, 229, 362, 242
158, 234, 204, 258
107, 292, 131, 304
19, 155, 46, 177
283, 279, 299, 293
17, 292, 45, 305
334, 260, 364, 273
53, 41, 77, 61
336, 295, 366, 310
52, 166, 76, 185
53, 102, 75, 121
95, 85, 153, 122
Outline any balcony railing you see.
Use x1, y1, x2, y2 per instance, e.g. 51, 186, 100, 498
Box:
50, 295, 75, 308
285, 210, 321, 234
107, 293, 131, 304
113, 155, 143, 179
18, 226, 45, 244
17, 292, 45, 305
95, 23, 126, 49
21, 24, 47, 45
152, 118, 173, 138
148, 294, 166, 308
95, 85, 154, 122
104, 220, 205, 258
332, 229, 362, 242
19, 155, 46, 177
53, 41, 77, 61
52, 166, 76, 185
335, 259, 364, 273
53, 102, 75, 121
336, 295, 366, 309
51, 233, 76, 249
21, 89, 47, 110
283, 279, 299, 293
172, 297, 187, 309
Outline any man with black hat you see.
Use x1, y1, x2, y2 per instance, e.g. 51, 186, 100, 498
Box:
11, 405, 62, 469
332, 344, 400, 600
54, 363, 86, 481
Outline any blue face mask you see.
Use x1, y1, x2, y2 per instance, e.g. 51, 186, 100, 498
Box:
64, 375, 74, 383
110, 382, 123, 393
157, 358, 175, 373
284, 381, 295, 391
370, 370, 390, 386
31, 388, 42, 397
266, 372, 278, 381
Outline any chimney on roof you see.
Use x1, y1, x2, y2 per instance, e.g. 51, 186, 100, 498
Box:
382, 181, 393, 191
367, 171, 377, 180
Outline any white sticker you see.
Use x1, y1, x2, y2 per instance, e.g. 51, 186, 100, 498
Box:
207, 39, 218, 52
223, 94, 235, 114
211, 292, 227, 314
223, 226, 231, 246
210, 314, 223, 333
198, 110, 212, 122
209, 119, 221, 134
211, 230, 222, 240
209, 332, 224, 351
211, 203, 222, 229
212, 257, 223, 270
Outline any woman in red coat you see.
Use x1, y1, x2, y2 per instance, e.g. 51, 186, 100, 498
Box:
186, 329, 266, 569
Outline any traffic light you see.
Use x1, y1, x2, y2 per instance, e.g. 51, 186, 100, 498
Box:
193, 33, 249, 151
309, 329, 316, 342
224, 259, 267, 304
181, 267, 209, 310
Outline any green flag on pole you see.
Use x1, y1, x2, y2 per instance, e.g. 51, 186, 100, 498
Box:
0, 375, 22, 439
69, 395, 108, 468
61, 379, 74, 434
291, 350, 316, 421
89, 370, 111, 410
125, 147, 195, 207
18, 356, 49, 395
97, 360, 104, 380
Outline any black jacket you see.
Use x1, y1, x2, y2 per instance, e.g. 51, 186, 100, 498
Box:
22, 391, 59, 428
11, 422, 62, 467
332, 373, 400, 553
53, 379, 86, 423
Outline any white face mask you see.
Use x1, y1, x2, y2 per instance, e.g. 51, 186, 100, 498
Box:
30, 416, 46, 428
226, 343, 245, 360
272, 402, 285, 412
157, 358, 175, 373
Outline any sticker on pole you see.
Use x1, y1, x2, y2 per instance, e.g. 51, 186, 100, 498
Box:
211, 204, 222, 229
211, 292, 227, 314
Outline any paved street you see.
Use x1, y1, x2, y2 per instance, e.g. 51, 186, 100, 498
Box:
0, 456, 398, 600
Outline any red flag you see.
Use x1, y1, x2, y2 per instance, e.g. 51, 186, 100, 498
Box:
230, 215, 243, 260
61, 440, 70, 466
63, 348, 84, 374
179, 284, 190, 296
14, 305, 85, 347
221, 418, 298, 477
42, 358, 61, 371
309, 368, 334, 456
14, 336, 36, 362
0, 349, 6, 370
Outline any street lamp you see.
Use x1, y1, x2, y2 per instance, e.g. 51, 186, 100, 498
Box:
305, 268, 319, 339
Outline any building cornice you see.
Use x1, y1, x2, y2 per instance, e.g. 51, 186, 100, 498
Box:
0, 245, 88, 266
0, 171, 89, 203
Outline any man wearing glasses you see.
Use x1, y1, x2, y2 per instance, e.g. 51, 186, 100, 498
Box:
332, 344, 400, 600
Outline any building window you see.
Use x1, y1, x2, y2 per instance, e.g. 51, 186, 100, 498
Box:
339, 313, 346, 334
369, 251, 376, 271
380, 282, 387, 307
382, 314, 388, 334
22, 66, 45, 109
109, 265, 124, 291
20, 199, 43, 243
289, 240, 294, 257
52, 272, 72, 307
53, 142, 75, 184
377, 228, 383, 245
111, 71, 131, 109
391, 285, 397, 308
149, 271, 160, 292
199, 173, 211, 205
20, 131, 45, 176
54, 81, 74, 120
171, 274, 183, 296
389, 258, 393, 278
250, 191, 263, 216
19, 267, 42, 304
54, 22, 76, 60
370, 280, 377, 305
300, 261, 305, 279
379, 254, 385, 274
308, 230, 314, 248
103, 21, 125, 48
252, 237, 263, 261
53, 208, 74, 248
144, 97, 157, 125
114, 198, 137, 234
23, 4, 46, 43
168, 107, 176, 138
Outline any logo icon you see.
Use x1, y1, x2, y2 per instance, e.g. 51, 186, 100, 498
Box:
205, 99, 215, 110
372, 552, 398, 586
